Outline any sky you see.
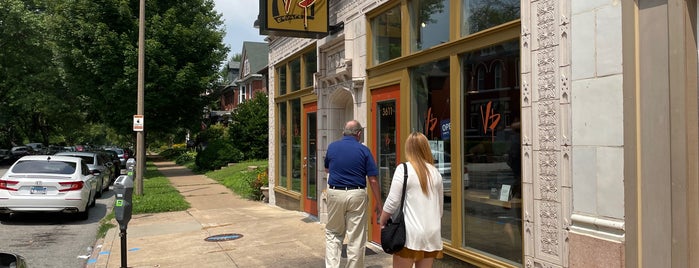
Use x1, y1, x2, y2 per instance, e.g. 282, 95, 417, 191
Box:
212, 0, 267, 60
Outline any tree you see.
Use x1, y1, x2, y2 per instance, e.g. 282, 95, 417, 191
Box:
0, 0, 78, 146
229, 92, 268, 160
46, 0, 229, 139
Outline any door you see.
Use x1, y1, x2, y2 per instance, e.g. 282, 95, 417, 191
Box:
302, 102, 318, 216
370, 85, 400, 242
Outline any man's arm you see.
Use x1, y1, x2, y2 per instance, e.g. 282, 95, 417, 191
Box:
367, 175, 382, 219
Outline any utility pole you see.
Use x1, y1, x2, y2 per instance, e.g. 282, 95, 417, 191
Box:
135, 0, 145, 195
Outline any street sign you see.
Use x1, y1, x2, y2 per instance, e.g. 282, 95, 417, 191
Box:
133, 115, 144, 131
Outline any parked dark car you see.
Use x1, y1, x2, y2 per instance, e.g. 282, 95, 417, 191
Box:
0, 149, 11, 165
10, 146, 34, 160
99, 150, 121, 182
104, 147, 129, 168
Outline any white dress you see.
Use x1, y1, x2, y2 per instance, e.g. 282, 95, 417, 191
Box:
383, 162, 444, 252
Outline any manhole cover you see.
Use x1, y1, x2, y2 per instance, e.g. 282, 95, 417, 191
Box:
205, 233, 243, 242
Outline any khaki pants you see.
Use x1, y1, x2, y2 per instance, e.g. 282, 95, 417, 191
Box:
324, 188, 368, 268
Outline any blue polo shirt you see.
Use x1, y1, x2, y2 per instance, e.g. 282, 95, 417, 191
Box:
324, 136, 379, 188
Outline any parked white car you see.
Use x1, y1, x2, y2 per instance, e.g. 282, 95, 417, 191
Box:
55, 151, 113, 197
0, 155, 97, 221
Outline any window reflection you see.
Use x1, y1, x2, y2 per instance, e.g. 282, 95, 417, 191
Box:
279, 102, 288, 188
290, 59, 301, 92
461, 0, 520, 36
461, 39, 521, 265
291, 99, 301, 192
304, 51, 316, 88
410, 59, 452, 242
372, 5, 401, 64
410, 0, 450, 52
278, 66, 287, 95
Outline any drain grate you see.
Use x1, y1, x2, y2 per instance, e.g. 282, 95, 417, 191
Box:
205, 233, 243, 242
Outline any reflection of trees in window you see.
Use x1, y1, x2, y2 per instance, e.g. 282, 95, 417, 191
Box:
373, 5, 401, 64
464, 0, 519, 35
412, 0, 448, 51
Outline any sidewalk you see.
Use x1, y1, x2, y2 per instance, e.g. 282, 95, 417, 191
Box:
86, 157, 393, 268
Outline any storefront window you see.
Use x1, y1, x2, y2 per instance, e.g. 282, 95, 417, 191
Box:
461, 39, 521, 265
409, 0, 450, 52
278, 102, 288, 188
290, 58, 301, 92
291, 98, 302, 192
304, 51, 316, 88
410, 59, 452, 241
461, 0, 520, 36
371, 4, 401, 65
278, 66, 287, 95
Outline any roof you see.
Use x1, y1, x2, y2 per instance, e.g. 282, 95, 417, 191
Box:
242, 41, 269, 75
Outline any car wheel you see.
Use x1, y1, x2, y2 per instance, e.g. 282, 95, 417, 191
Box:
0, 213, 10, 222
96, 179, 104, 198
89, 190, 97, 208
77, 203, 90, 220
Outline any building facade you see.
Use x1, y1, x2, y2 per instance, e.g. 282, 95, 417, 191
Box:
265, 0, 698, 267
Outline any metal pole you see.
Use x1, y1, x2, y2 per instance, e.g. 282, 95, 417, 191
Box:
120, 230, 127, 268
136, 0, 145, 195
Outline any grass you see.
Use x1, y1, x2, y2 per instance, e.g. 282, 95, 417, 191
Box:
97, 212, 115, 238
131, 162, 191, 214
96, 161, 190, 238
205, 160, 268, 199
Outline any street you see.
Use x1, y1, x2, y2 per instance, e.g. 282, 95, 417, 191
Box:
0, 165, 115, 268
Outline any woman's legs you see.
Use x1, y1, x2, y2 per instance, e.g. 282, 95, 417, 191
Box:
415, 258, 435, 268
393, 254, 415, 268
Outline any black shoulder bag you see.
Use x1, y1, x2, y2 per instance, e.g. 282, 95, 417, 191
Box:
380, 162, 408, 254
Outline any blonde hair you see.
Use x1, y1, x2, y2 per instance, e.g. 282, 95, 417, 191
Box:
404, 132, 435, 195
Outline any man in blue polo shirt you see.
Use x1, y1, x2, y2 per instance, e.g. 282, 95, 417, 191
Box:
324, 120, 382, 268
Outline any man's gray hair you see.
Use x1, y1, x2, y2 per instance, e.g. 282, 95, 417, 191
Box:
343, 120, 363, 136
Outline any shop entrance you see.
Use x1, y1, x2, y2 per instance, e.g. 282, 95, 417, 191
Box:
302, 102, 318, 216
369, 85, 400, 243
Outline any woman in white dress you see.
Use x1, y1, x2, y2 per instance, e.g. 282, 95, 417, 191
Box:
379, 132, 444, 268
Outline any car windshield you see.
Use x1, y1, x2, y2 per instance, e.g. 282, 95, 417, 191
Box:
11, 160, 77, 174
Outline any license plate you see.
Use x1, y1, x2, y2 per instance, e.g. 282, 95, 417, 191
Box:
31, 186, 47, 194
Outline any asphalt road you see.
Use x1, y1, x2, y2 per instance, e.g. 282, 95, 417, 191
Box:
0, 165, 116, 268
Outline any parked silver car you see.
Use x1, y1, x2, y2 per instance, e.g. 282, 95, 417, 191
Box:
0, 155, 97, 221
54, 151, 113, 197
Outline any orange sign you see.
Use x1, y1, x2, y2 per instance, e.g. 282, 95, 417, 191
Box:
480, 101, 501, 142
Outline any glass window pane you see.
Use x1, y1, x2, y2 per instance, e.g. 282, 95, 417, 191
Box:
372, 5, 402, 65
290, 58, 301, 92
304, 51, 317, 88
410, 59, 452, 241
291, 98, 302, 192
461, 39, 521, 265
461, 0, 520, 36
278, 66, 287, 95
410, 0, 450, 52
278, 102, 288, 188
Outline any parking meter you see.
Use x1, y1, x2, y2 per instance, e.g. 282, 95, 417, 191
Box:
114, 175, 133, 230
113, 174, 133, 268
126, 158, 136, 175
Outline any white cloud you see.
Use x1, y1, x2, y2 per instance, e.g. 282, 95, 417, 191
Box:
212, 0, 267, 60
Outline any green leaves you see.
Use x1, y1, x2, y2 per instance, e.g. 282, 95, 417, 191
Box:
1, 0, 229, 147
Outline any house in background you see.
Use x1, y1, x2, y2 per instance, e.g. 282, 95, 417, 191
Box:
212, 41, 269, 125
235, 41, 269, 103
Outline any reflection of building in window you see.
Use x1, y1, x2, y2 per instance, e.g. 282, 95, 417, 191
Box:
477, 65, 485, 90
493, 61, 503, 88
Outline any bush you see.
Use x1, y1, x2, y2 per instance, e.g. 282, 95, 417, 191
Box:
160, 147, 188, 160
175, 151, 196, 165
195, 139, 243, 171
248, 167, 268, 200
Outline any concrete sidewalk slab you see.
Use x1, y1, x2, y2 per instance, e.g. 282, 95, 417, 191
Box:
87, 157, 393, 268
